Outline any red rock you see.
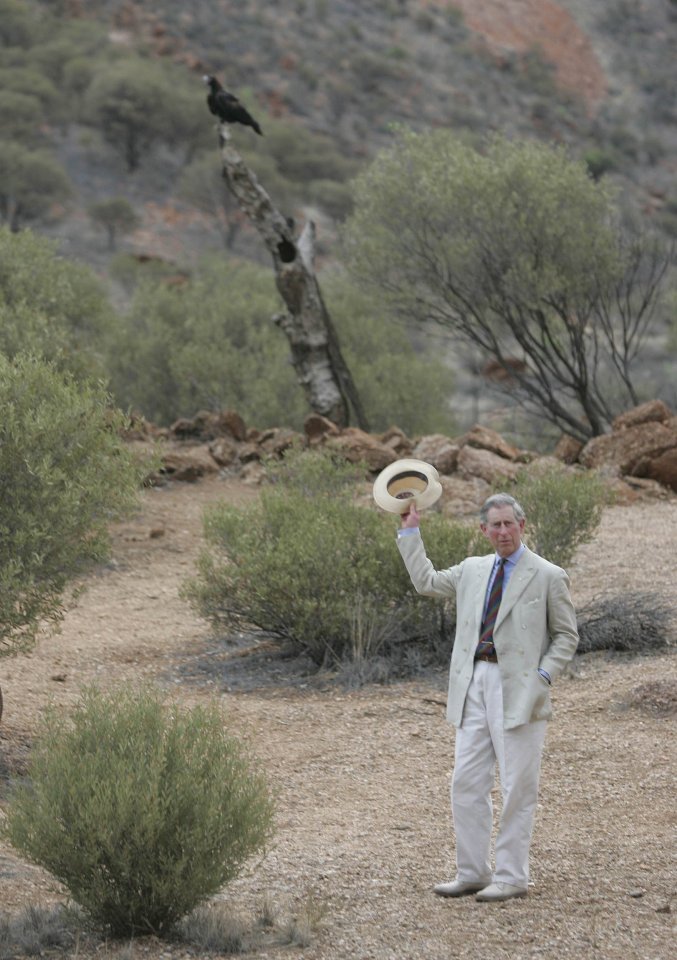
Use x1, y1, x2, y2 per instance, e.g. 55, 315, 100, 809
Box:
304, 413, 341, 444
612, 400, 672, 431
579, 421, 676, 474
456, 424, 521, 461
645, 448, 677, 492
326, 428, 397, 471
553, 434, 584, 464
411, 434, 459, 475
457, 446, 520, 483
160, 445, 219, 482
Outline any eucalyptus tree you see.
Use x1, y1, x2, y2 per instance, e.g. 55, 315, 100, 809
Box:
344, 130, 671, 441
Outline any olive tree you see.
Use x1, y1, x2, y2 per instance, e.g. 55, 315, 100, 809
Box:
343, 130, 671, 442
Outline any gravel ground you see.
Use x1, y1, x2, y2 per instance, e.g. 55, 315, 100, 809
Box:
0, 478, 675, 960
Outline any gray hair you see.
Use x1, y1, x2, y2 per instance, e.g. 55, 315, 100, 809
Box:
480, 492, 525, 524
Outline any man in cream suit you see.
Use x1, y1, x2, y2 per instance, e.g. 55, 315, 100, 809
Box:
398, 492, 578, 902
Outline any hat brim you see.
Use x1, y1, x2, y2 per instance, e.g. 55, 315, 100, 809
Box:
372, 458, 443, 515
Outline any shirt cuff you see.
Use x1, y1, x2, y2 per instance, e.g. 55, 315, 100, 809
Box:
538, 668, 551, 684
397, 527, 419, 538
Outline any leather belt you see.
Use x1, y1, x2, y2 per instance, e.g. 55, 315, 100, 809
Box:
474, 652, 498, 663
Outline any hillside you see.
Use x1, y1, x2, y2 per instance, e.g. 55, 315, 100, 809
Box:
25, 0, 677, 269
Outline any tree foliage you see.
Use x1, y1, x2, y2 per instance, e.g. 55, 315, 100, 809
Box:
88, 197, 139, 250
322, 273, 456, 436
343, 130, 671, 441
0, 226, 115, 379
83, 59, 169, 172
0, 355, 144, 655
106, 256, 456, 434
0, 89, 46, 144
82, 58, 205, 172
0, 0, 43, 48
0, 142, 71, 231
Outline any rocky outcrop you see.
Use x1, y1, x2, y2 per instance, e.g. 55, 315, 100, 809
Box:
411, 434, 459, 474
324, 427, 398, 472
132, 401, 677, 512
578, 401, 677, 491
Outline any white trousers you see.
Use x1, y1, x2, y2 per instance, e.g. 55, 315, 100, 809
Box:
451, 660, 547, 888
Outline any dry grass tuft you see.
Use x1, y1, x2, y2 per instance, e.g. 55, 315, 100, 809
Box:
625, 678, 677, 717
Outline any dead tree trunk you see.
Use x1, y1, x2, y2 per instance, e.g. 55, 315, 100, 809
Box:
215, 126, 368, 430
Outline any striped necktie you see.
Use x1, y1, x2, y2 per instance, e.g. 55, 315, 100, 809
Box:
475, 559, 505, 660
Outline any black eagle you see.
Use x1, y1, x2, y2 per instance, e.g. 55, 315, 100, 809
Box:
202, 75, 263, 136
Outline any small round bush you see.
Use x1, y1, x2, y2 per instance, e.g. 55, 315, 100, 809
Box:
0, 354, 145, 655
3, 686, 274, 937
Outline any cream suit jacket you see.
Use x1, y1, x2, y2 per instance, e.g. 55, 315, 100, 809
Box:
398, 532, 579, 730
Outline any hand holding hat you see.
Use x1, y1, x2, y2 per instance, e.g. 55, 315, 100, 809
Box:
372, 458, 442, 515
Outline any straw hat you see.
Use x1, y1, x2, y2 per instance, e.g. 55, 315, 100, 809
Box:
372, 459, 442, 514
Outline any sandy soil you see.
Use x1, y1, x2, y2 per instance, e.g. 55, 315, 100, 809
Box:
0, 475, 675, 960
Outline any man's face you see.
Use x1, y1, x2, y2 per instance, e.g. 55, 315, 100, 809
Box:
481, 505, 525, 558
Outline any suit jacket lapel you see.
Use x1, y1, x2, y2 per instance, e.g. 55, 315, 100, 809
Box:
495, 548, 537, 629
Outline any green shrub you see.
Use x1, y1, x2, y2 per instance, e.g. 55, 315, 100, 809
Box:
0, 354, 144, 655
3, 686, 274, 938
186, 448, 477, 666
505, 463, 608, 568
0, 226, 115, 381
106, 256, 456, 436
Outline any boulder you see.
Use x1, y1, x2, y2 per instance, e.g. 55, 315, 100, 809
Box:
411, 434, 459, 475
456, 424, 521, 461
304, 413, 341, 445
612, 399, 672, 432
259, 427, 303, 458
457, 445, 520, 484
237, 442, 262, 464
380, 426, 414, 458
579, 421, 676, 474
439, 475, 491, 517
608, 476, 669, 504
214, 409, 248, 441
241, 461, 267, 485
553, 434, 584, 464
326, 428, 398, 471
208, 436, 239, 467
644, 447, 677, 492
170, 409, 247, 442
160, 445, 219, 482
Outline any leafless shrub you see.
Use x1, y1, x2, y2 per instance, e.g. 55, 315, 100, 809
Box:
0, 904, 75, 959
625, 679, 677, 717
175, 892, 326, 954
176, 903, 250, 954
576, 592, 674, 654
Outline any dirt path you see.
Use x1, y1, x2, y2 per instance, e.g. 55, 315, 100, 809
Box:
0, 477, 675, 959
